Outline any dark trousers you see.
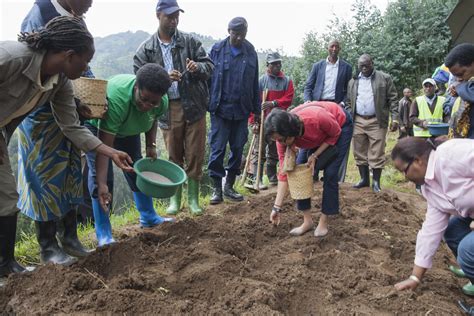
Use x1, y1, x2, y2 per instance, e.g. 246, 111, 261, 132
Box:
208, 114, 248, 178
296, 112, 353, 215
444, 216, 474, 284
85, 123, 142, 198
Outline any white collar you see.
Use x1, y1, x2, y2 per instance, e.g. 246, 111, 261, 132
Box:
51, 0, 75, 17
326, 57, 339, 66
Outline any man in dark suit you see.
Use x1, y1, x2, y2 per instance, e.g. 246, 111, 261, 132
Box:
303, 39, 353, 182
303, 39, 353, 108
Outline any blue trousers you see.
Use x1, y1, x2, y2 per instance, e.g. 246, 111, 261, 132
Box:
444, 216, 474, 283
296, 111, 353, 215
85, 123, 142, 198
208, 114, 248, 178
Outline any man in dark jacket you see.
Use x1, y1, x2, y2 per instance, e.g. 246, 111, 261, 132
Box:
398, 88, 413, 138
207, 17, 260, 205
133, 0, 214, 215
347, 54, 398, 193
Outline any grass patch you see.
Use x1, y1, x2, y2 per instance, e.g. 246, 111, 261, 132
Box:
15, 191, 210, 265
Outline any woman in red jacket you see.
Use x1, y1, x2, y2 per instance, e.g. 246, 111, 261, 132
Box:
264, 102, 353, 237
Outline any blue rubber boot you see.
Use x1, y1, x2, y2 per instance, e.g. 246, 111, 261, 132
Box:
132, 192, 175, 228
91, 198, 115, 246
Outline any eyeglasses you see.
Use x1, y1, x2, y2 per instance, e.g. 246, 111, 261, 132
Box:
137, 89, 161, 108
403, 160, 414, 175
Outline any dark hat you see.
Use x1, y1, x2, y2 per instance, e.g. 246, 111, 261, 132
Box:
156, 0, 184, 14
267, 52, 282, 64
228, 17, 248, 31
457, 81, 474, 104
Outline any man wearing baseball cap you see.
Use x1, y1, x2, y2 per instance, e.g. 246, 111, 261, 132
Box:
409, 78, 447, 138
134, 0, 214, 216
246, 52, 294, 189
207, 17, 260, 204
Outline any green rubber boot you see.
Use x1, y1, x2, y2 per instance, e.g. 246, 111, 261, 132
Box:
449, 265, 467, 278
187, 178, 203, 216
463, 282, 474, 296
166, 185, 182, 215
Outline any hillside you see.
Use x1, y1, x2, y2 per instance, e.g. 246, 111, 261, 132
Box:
90, 30, 270, 79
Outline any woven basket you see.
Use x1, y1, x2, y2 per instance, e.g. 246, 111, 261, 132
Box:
287, 164, 314, 200
72, 77, 108, 118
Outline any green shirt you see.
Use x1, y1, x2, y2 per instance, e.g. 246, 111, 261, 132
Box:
88, 74, 168, 137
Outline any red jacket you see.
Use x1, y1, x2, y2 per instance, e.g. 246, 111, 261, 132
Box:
249, 70, 294, 124
277, 102, 346, 181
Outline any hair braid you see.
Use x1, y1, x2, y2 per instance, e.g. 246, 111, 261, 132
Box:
18, 16, 93, 54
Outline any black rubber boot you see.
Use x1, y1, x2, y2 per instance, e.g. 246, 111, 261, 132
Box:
266, 164, 278, 185
0, 214, 26, 278
35, 221, 77, 266
210, 177, 223, 205
224, 173, 244, 202
353, 165, 370, 189
57, 210, 93, 258
372, 168, 382, 193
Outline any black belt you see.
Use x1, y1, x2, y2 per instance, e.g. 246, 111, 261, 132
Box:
357, 114, 376, 120
321, 99, 336, 102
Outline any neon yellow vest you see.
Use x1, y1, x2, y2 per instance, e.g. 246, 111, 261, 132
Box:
413, 95, 445, 137
451, 97, 462, 116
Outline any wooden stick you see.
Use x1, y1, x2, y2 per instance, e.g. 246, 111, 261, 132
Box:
240, 133, 257, 186
255, 89, 268, 191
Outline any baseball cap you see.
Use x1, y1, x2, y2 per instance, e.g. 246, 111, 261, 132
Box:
422, 78, 437, 87
266, 52, 282, 64
156, 0, 184, 14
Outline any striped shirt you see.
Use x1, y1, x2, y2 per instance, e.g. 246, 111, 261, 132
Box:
158, 35, 180, 100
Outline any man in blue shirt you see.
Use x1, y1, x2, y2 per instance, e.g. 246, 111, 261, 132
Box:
207, 17, 260, 204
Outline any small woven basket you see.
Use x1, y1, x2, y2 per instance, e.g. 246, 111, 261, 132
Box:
72, 77, 108, 118
287, 164, 314, 200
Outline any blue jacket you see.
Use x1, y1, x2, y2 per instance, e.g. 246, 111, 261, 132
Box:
303, 58, 353, 104
208, 37, 260, 118
21, 0, 59, 33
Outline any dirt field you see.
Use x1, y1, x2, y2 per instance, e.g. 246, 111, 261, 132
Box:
0, 184, 471, 315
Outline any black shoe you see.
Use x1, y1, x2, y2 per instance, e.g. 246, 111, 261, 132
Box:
224, 173, 244, 202
353, 165, 370, 189
0, 214, 26, 278
266, 164, 278, 185
57, 210, 93, 258
210, 177, 223, 205
35, 221, 77, 266
372, 168, 382, 193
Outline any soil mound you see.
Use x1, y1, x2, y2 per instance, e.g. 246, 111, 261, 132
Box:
0, 184, 470, 315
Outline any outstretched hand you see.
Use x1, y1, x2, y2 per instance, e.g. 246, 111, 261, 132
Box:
110, 149, 134, 172
394, 278, 419, 291
390, 121, 399, 132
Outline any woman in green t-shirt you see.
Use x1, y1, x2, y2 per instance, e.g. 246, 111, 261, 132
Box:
85, 64, 173, 246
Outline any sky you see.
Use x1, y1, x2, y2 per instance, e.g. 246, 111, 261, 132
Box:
0, 0, 389, 56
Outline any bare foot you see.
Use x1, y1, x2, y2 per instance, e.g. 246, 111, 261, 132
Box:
314, 224, 328, 237
289, 223, 314, 236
